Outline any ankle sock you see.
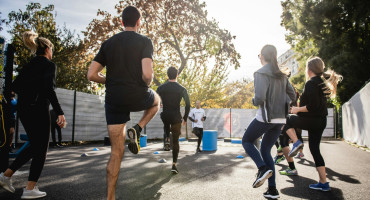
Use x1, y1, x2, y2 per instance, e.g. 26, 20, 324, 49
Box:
288, 161, 296, 170
135, 124, 143, 132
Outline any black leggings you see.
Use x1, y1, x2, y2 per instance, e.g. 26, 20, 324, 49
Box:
9, 103, 50, 182
163, 123, 181, 163
282, 114, 327, 167
279, 128, 303, 148
193, 128, 203, 149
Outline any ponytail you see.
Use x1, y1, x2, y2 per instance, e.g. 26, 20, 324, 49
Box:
261, 44, 289, 76
306, 57, 343, 98
22, 31, 54, 56
23, 31, 39, 55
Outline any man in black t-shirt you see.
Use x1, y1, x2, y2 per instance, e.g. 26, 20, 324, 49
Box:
87, 6, 160, 200
156, 67, 190, 174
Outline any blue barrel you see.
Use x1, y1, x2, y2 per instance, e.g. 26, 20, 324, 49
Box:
140, 135, 147, 148
202, 130, 217, 151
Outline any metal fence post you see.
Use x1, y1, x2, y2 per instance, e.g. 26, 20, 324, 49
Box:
72, 89, 77, 143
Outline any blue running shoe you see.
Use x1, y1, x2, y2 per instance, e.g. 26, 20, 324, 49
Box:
274, 155, 285, 164
309, 182, 331, 191
289, 140, 303, 157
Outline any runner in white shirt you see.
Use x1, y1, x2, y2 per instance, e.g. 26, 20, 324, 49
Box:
188, 100, 206, 152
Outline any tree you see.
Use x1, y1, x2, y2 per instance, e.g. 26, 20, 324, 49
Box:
84, 0, 241, 106
281, 0, 370, 103
221, 79, 256, 109
6, 3, 92, 92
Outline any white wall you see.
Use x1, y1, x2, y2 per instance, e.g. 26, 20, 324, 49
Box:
342, 82, 370, 147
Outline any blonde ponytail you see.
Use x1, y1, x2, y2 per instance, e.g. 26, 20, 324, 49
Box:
23, 31, 39, 55
22, 31, 54, 56
306, 57, 343, 98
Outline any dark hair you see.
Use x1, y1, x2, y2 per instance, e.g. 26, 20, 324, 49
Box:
23, 31, 53, 56
167, 67, 178, 80
261, 44, 289, 76
122, 6, 141, 27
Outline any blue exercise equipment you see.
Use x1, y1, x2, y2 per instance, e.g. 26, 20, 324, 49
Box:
9, 134, 30, 158
202, 130, 218, 151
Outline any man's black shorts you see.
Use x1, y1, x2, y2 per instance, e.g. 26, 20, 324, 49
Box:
105, 89, 155, 125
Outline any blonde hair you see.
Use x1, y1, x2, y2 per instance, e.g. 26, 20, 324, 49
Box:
23, 31, 54, 55
306, 57, 343, 98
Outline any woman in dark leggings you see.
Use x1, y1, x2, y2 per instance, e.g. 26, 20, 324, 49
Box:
0, 31, 65, 199
284, 57, 342, 191
242, 45, 296, 199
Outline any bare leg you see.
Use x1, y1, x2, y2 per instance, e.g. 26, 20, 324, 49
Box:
137, 93, 160, 128
286, 128, 299, 143
282, 146, 294, 163
106, 124, 126, 200
26, 181, 36, 190
3, 169, 14, 177
317, 166, 327, 183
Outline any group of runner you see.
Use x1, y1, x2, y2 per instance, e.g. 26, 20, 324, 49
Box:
0, 5, 343, 200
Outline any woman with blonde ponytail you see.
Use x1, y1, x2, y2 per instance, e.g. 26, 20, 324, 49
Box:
282, 56, 342, 192
0, 31, 65, 199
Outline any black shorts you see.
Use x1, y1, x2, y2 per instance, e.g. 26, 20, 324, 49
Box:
105, 89, 155, 125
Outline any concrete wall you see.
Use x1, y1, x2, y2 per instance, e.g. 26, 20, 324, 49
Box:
342, 82, 370, 147
16, 88, 335, 142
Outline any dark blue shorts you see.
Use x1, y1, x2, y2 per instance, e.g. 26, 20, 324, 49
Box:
105, 89, 155, 125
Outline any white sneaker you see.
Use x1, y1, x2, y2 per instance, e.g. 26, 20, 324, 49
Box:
21, 186, 47, 199
0, 172, 15, 193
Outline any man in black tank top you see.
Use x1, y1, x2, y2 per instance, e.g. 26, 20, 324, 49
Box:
156, 67, 190, 174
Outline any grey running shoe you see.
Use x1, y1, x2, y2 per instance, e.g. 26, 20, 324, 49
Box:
0, 172, 15, 193
21, 186, 46, 199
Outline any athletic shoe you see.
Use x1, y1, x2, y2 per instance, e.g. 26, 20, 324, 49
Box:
309, 182, 331, 191
252, 166, 273, 188
274, 155, 285, 164
171, 165, 179, 174
263, 187, 280, 199
0, 172, 15, 193
289, 140, 303, 157
277, 146, 283, 153
197, 148, 202, 153
21, 186, 46, 199
164, 142, 170, 151
279, 168, 298, 176
295, 152, 304, 159
127, 125, 141, 154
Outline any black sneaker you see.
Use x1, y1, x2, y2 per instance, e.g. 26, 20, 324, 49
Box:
197, 148, 202, 153
171, 165, 179, 174
164, 142, 170, 151
127, 125, 141, 154
263, 187, 280, 199
252, 166, 273, 188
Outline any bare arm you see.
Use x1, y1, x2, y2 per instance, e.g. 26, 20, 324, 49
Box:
87, 61, 106, 84
142, 58, 153, 86
291, 106, 308, 114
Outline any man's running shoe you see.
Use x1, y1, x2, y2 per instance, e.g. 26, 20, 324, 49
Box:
295, 152, 304, 159
309, 182, 331, 191
0, 172, 15, 193
279, 168, 298, 176
127, 125, 141, 154
274, 155, 285, 164
289, 140, 303, 157
197, 148, 202, 153
263, 187, 280, 199
171, 165, 179, 174
252, 166, 273, 188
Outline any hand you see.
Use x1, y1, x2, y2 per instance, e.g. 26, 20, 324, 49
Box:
57, 115, 66, 128
201, 117, 205, 121
291, 107, 300, 114
182, 120, 186, 126
194, 119, 198, 123
9, 127, 15, 135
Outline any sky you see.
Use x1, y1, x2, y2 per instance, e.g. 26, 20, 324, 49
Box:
0, 0, 291, 81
